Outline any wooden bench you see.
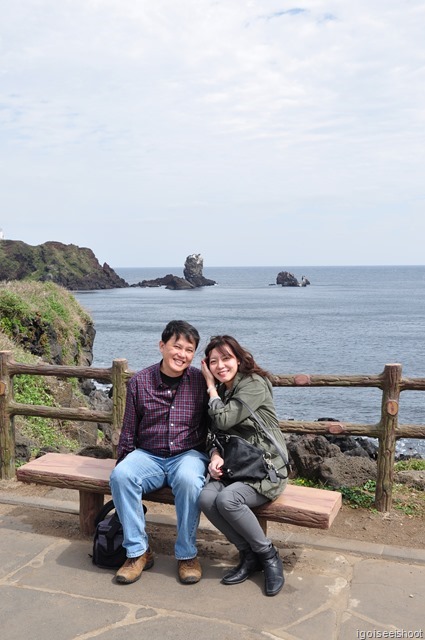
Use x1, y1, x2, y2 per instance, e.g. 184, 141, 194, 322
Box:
16, 452, 342, 536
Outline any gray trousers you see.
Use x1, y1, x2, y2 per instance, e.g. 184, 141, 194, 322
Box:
199, 480, 272, 554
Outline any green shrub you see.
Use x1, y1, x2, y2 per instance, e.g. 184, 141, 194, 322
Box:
0, 290, 31, 337
340, 483, 376, 509
13, 373, 79, 451
0, 280, 93, 366
19, 416, 79, 452
395, 459, 425, 472
0, 281, 92, 455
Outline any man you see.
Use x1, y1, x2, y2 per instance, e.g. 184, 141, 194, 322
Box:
110, 320, 209, 585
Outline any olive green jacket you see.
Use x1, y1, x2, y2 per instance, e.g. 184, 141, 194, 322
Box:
208, 372, 288, 500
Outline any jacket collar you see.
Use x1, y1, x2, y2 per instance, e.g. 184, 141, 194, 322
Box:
220, 371, 246, 399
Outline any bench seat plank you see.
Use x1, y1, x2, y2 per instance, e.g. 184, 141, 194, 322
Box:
17, 453, 116, 493
17, 452, 341, 534
254, 485, 342, 529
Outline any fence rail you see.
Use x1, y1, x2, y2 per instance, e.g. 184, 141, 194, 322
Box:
1, 351, 425, 512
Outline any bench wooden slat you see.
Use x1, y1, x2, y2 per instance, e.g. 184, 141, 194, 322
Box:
16, 452, 341, 534
255, 485, 342, 529
17, 453, 116, 493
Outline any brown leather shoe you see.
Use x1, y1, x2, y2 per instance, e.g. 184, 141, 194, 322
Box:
178, 557, 202, 584
115, 549, 154, 584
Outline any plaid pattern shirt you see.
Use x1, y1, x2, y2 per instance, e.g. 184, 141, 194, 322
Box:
117, 362, 209, 462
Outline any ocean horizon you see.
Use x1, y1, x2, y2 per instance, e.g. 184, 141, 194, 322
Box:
75, 265, 425, 457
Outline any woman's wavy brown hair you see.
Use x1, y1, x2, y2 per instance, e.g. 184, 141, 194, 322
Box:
205, 335, 271, 380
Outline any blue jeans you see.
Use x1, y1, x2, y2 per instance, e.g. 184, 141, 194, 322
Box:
109, 448, 209, 560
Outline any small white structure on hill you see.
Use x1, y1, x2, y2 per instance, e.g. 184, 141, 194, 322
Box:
0, 228, 4, 240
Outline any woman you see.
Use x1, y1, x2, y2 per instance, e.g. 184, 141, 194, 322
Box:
200, 335, 288, 597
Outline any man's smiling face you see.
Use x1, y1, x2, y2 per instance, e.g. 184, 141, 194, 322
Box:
159, 333, 196, 377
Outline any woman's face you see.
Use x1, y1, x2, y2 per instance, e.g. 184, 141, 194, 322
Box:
208, 346, 239, 389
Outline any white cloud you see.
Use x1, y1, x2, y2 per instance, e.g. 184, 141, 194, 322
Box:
1, 0, 424, 265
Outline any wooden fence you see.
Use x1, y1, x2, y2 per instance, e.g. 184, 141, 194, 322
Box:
1, 350, 425, 511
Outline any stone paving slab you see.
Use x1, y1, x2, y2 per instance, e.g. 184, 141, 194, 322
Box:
1, 495, 425, 640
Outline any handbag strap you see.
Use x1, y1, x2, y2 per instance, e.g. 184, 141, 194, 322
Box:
232, 397, 289, 467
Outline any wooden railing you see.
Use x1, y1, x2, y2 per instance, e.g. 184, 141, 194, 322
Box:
1, 350, 425, 511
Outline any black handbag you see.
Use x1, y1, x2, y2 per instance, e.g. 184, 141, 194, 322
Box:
211, 397, 289, 484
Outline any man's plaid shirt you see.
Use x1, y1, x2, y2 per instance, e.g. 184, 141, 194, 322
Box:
117, 362, 209, 462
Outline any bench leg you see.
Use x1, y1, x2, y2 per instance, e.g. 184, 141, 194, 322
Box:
257, 516, 268, 536
79, 491, 104, 535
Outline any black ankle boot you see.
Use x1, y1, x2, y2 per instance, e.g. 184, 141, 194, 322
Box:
257, 545, 284, 596
221, 549, 262, 585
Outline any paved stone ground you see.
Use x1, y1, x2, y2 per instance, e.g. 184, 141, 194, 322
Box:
0, 491, 424, 640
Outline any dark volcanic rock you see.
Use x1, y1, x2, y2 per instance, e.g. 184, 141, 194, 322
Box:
165, 276, 194, 290
325, 435, 378, 459
9, 304, 95, 366
395, 470, 425, 490
320, 455, 377, 489
15, 429, 34, 464
287, 434, 378, 488
0, 240, 128, 290
77, 445, 113, 458
133, 254, 216, 289
276, 271, 300, 286
133, 274, 172, 288
183, 254, 216, 287
276, 271, 310, 287
134, 274, 193, 289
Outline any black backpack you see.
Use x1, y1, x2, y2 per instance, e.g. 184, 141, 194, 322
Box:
92, 500, 147, 569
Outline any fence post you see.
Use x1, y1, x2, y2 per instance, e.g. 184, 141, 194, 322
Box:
0, 351, 15, 479
375, 363, 402, 511
111, 359, 128, 459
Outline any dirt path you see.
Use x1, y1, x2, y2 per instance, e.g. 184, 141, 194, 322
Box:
1, 479, 424, 552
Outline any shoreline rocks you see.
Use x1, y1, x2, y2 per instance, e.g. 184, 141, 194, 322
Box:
276, 271, 311, 287
133, 253, 216, 290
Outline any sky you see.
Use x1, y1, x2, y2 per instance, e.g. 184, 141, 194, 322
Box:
1, 1, 425, 268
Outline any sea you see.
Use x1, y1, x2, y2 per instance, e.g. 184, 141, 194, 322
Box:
74, 266, 425, 458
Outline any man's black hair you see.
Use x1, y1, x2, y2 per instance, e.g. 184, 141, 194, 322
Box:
161, 320, 200, 348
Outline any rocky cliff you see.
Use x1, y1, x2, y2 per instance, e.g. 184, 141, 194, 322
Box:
0, 240, 128, 290
0, 280, 105, 461
0, 280, 95, 366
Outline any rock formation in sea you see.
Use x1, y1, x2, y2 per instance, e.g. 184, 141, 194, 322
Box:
133, 253, 217, 289
276, 271, 311, 287
0, 240, 128, 290
183, 254, 216, 287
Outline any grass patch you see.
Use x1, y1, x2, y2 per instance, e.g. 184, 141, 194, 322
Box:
290, 476, 424, 516
289, 477, 321, 488
392, 483, 425, 517
0, 280, 92, 365
0, 281, 92, 458
19, 417, 79, 453
14, 373, 55, 407
395, 459, 425, 472
340, 481, 376, 509
13, 373, 79, 452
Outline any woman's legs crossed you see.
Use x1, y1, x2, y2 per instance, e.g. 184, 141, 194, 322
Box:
199, 481, 271, 553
